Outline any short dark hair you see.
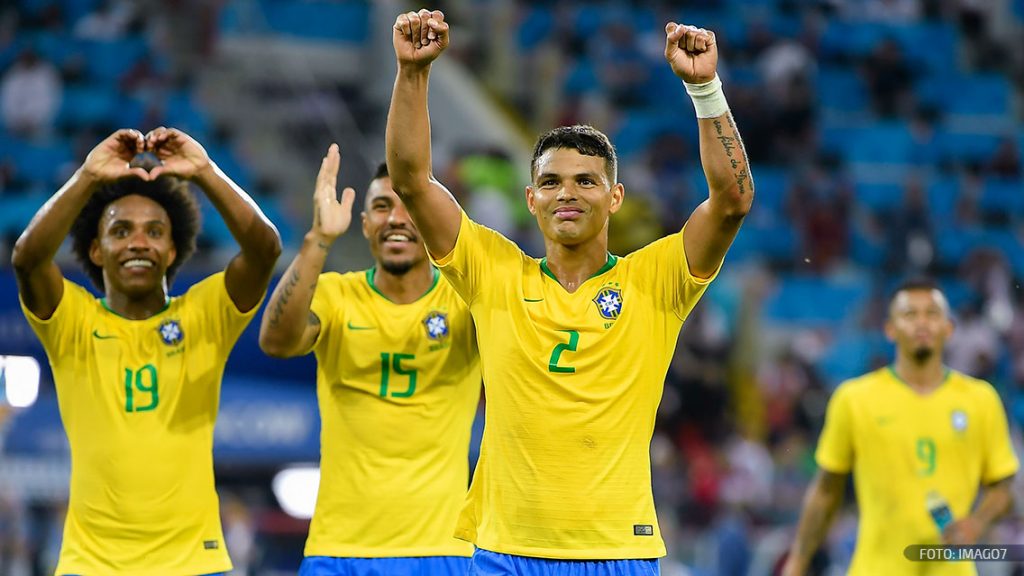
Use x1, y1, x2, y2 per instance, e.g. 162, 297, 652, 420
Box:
890, 277, 942, 302
372, 162, 389, 182
531, 125, 618, 184
70, 155, 201, 292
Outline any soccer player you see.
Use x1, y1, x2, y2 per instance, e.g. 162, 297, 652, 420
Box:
258, 145, 480, 576
386, 9, 752, 574
783, 279, 1018, 576
11, 127, 282, 576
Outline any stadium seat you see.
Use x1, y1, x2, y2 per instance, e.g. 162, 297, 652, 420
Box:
764, 275, 870, 328
918, 74, 1011, 118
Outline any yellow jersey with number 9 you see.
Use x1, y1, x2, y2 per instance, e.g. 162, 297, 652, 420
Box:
816, 367, 1019, 576
434, 214, 716, 559
20, 272, 256, 576
302, 268, 480, 558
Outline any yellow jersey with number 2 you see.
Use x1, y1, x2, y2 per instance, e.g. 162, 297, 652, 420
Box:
434, 213, 716, 559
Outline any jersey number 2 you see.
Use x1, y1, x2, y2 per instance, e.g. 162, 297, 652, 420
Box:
548, 330, 580, 373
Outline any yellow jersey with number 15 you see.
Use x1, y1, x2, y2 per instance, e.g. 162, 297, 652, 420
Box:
816, 367, 1019, 576
20, 272, 256, 576
302, 268, 480, 558
434, 213, 716, 560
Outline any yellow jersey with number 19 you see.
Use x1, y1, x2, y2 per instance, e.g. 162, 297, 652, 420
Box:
434, 213, 716, 559
816, 367, 1019, 576
20, 272, 256, 576
302, 268, 480, 558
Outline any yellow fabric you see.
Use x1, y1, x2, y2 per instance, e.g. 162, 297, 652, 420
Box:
434, 214, 715, 559
303, 269, 479, 557
816, 367, 1019, 576
21, 273, 256, 576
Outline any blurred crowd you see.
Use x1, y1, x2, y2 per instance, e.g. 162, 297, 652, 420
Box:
1, 0, 1023, 574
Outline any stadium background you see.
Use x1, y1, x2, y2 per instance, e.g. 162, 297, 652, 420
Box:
0, 0, 1022, 574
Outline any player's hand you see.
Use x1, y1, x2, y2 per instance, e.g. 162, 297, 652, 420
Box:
144, 127, 211, 179
393, 9, 449, 69
311, 143, 355, 243
943, 517, 983, 545
664, 22, 718, 84
81, 129, 152, 183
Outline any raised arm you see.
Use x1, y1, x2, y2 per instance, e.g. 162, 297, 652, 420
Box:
386, 8, 462, 259
259, 144, 354, 358
12, 129, 151, 319
665, 23, 753, 279
147, 127, 282, 312
782, 470, 847, 576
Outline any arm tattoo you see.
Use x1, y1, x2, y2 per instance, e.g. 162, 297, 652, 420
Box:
266, 267, 301, 327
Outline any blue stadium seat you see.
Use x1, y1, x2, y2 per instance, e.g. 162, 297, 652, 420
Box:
918, 74, 1011, 117
515, 7, 554, 50
938, 129, 1002, 164
926, 179, 959, 225
978, 178, 1024, 215
849, 226, 885, 268
0, 138, 74, 186
764, 275, 870, 328
822, 122, 914, 165
81, 37, 148, 82
817, 333, 890, 386
221, 0, 370, 43
563, 58, 599, 96
57, 84, 119, 128
816, 67, 868, 113
853, 181, 904, 213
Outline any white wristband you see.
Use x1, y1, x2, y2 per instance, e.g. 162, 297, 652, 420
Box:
684, 74, 729, 119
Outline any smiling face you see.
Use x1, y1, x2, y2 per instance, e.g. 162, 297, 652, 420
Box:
362, 176, 427, 275
886, 288, 954, 364
89, 194, 177, 299
526, 147, 623, 247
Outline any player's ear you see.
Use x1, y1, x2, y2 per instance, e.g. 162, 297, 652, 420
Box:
89, 238, 103, 266
609, 183, 624, 215
525, 186, 537, 215
883, 319, 896, 343
361, 211, 369, 239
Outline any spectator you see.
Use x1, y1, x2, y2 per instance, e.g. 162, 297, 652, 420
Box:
0, 49, 62, 138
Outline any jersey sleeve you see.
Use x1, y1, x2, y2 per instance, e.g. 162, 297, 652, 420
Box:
815, 383, 855, 474
19, 278, 90, 360
980, 386, 1019, 484
624, 227, 718, 319
184, 272, 260, 347
431, 211, 523, 305
307, 272, 342, 355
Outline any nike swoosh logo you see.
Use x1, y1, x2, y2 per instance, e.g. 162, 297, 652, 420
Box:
523, 298, 544, 303
92, 330, 116, 340
347, 322, 376, 331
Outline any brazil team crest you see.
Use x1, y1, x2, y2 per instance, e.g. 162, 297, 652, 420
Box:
158, 319, 184, 346
423, 311, 449, 340
951, 409, 968, 433
593, 286, 623, 320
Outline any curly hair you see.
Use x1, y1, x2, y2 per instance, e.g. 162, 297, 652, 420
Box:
531, 125, 618, 184
70, 155, 201, 292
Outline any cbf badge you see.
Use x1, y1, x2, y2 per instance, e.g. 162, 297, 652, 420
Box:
951, 409, 968, 433
593, 286, 623, 320
158, 319, 184, 346
423, 311, 449, 340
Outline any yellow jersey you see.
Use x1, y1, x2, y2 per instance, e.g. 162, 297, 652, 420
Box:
302, 268, 480, 558
21, 273, 257, 576
816, 367, 1019, 576
434, 214, 715, 559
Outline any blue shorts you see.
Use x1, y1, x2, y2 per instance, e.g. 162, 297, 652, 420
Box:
468, 548, 660, 576
299, 555, 471, 576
